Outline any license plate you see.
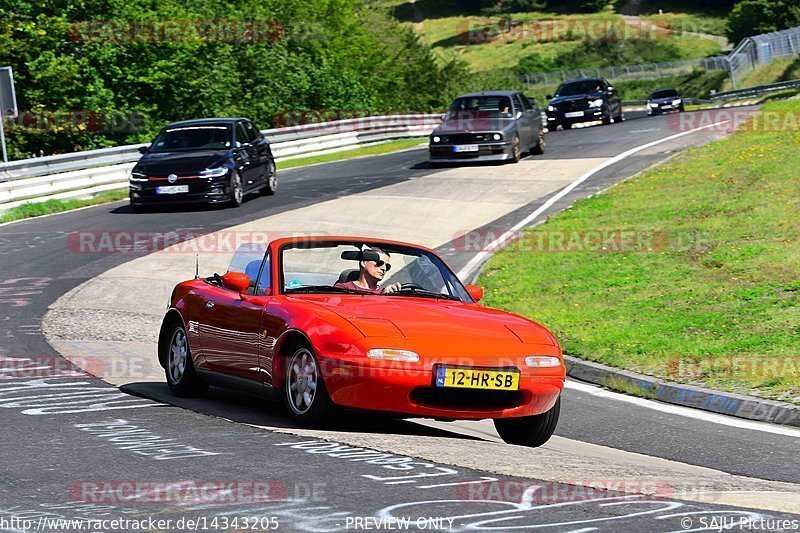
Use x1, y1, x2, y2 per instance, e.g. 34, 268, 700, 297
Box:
435, 367, 520, 390
453, 145, 479, 153
156, 185, 189, 195
565, 111, 584, 118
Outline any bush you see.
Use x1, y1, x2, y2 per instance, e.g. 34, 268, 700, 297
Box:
0, 0, 466, 158
726, 0, 800, 43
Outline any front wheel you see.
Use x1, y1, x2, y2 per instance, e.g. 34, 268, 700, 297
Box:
261, 159, 277, 196
601, 108, 612, 125
508, 134, 521, 164
284, 344, 335, 426
531, 129, 545, 155
494, 396, 560, 447
164, 322, 208, 397
229, 171, 244, 207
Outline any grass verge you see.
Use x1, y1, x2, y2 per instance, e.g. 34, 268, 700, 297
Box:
478, 98, 800, 404
1, 138, 427, 224
0, 189, 130, 224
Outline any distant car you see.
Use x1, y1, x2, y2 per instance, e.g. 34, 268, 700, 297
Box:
159, 236, 565, 447
129, 118, 277, 211
647, 88, 685, 116
429, 91, 545, 165
545, 78, 623, 130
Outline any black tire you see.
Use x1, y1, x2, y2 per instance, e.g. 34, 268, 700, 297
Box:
508, 134, 522, 164
562, 123, 572, 130
679, 104, 685, 113
601, 108, 612, 125
130, 203, 148, 214
229, 170, 244, 207
164, 321, 208, 397
531, 129, 545, 155
260, 159, 277, 196
494, 396, 560, 447
283, 343, 335, 426
615, 109, 625, 122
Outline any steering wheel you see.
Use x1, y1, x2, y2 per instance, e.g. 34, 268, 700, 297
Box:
399, 282, 426, 291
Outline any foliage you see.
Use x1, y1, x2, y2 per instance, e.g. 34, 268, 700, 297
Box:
0, 0, 466, 158
726, 0, 800, 43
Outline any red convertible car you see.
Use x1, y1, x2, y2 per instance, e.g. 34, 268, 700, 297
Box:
158, 236, 565, 447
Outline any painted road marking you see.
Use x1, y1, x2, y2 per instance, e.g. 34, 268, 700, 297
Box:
456, 118, 734, 281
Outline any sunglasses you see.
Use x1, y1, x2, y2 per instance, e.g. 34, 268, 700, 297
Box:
373, 260, 392, 271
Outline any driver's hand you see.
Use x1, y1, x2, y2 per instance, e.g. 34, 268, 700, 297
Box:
382, 283, 402, 294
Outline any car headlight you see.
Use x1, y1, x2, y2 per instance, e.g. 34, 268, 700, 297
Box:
200, 167, 229, 178
650, 102, 659, 108
367, 349, 419, 362
547, 105, 555, 112
130, 171, 148, 182
525, 356, 561, 368
672, 99, 682, 106
492, 133, 502, 141
432, 136, 441, 143
589, 99, 604, 108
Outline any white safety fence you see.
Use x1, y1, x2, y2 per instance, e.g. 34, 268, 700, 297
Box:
0, 114, 442, 212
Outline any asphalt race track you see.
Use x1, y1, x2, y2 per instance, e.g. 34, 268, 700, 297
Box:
2, 110, 800, 532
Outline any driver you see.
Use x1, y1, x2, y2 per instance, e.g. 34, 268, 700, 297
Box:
335, 247, 402, 294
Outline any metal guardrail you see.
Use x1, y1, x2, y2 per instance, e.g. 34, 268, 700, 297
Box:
0, 114, 441, 212
709, 78, 800, 102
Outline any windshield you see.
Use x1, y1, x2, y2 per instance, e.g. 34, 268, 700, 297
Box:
446, 95, 513, 120
555, 80, 605, 97
150, 125, 232, 152
280, 242, 472, 301
651, 89, 679, 99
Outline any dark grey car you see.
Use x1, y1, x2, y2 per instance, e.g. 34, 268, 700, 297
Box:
429, 91, 545, 165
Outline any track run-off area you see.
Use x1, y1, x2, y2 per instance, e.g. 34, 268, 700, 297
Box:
2, 110, 800, 532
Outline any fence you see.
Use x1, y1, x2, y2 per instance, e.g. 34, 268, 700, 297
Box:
522, 26, 800, 90
523, 57, 729, 87
0, 114, 441, 212
727, 26, 800, 89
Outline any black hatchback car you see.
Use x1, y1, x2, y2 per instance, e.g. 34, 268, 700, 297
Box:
129, 118, 276, 211
647, 88, 685, 115
545, 78, 623, 130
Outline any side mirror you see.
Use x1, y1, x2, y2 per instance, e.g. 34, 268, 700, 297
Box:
466, 284, 484, 302
607, 86, 615, 93
137, 145, 149, 154
222, 272, 250, 295
516, 111, 522, 119
546, 94, 553, 100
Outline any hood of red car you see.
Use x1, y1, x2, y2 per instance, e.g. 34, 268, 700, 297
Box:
290, 294, 554, 346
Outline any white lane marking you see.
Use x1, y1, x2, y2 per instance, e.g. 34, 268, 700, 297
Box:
566, 380, 800, 438
456, 119, 732, 281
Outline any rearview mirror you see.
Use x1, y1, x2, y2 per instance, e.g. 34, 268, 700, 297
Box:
466, 284, 484, 302
137, 145, 149, 154
546, 94, 553, 100
222, 272, 250, 294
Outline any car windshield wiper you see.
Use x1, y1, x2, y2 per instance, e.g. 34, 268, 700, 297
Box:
391, 288, 461, 301
284, 285, 367, 295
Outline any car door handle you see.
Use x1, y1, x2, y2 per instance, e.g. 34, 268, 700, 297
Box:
206, 301, 215, 309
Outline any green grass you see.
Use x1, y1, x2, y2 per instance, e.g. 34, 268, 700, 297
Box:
722, 58, 800, 92
277, 138, 424, 169
408, 10, 721, 74
0, 189, 130, 224
641, 13, 728, 37
478, 98, 800, 404
0, 138, 427, 224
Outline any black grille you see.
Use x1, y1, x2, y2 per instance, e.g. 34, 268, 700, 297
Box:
556, 99, 589, 112
410, 387, 524, 409
437, 133, 499, 144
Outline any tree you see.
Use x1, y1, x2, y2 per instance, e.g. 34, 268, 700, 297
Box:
726, 0, 800, 43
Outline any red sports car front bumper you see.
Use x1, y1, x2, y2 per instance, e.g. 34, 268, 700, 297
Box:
320, 357, 564, 420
